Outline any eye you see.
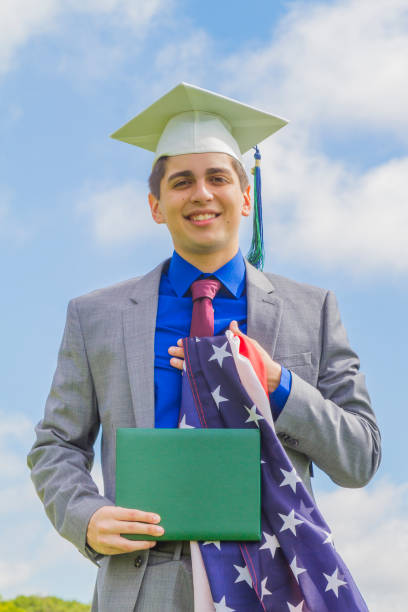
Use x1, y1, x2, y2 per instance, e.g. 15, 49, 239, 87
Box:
173, 179, 191, 189
210, 175, 228, 184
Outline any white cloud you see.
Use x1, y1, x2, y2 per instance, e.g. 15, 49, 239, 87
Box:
0, 412, 41, 591
258, 135, 408, 274
222, 0, 408, 136
213, 0, 408, 275
154, 29, 212, 86
0, 410, 34, 482
316, 480, 408, 612
56, 30, 126, 83
0, 0, 167, 76
77, 181, 162, 245
0, 411, 32, 439
68, 0, 166, 24
0, 561, 32, 591
87, 0, 407, 273
0, 410, 97, 599
4, 0, 405, 274
56, 0, 173, 83
0, 0, 59, 75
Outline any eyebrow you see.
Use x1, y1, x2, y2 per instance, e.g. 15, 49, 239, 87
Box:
206, 167, 233, 177
167, 167, 233, 183
167, 170, 194, 183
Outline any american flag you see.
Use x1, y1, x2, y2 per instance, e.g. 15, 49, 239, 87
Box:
180, 331, 368, 612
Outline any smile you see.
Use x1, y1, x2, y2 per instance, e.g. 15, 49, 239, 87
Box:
185, 212, 221, 225
190, 213, 217, 221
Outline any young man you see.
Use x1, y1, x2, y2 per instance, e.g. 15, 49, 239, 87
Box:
28, 84, 381, 612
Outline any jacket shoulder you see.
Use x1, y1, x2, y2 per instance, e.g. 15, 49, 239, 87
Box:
263, 270, 329, 303
68, 259, 168, 312
72, 276, 142, 304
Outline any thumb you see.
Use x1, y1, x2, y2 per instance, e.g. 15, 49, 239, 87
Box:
229, 320, 244, 336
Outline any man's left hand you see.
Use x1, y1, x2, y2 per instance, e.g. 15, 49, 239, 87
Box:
168, 320, 282, 393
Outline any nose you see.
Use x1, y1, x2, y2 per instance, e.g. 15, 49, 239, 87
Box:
191, 179, 214, 203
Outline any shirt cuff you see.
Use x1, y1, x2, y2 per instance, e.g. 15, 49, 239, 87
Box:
269, 366, 292, 421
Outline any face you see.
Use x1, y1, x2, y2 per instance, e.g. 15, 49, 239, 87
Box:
148, 152, 251, 264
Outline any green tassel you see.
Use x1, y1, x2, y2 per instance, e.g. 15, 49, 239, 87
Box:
246, 146, 265, 270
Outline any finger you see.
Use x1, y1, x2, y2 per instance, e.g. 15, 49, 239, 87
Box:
115, 537, 158, 553
177, 338, 183, 347
113, 507, 161, 523
111, 521, 165, 537
229, 320, 244, 336
170, 357, 184, 370
229, 321, 260, 351
168, 346, 185, 358
100, 536, 158, 555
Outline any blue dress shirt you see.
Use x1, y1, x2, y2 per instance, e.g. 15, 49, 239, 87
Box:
154, 250, 291, 427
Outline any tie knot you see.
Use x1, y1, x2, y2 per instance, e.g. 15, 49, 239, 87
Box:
191, 278, 221, 302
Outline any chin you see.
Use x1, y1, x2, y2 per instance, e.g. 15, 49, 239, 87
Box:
191, 241, 227, 254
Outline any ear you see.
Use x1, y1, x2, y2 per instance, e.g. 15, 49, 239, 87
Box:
241, 184, 251, 217
148, 192, 166, 224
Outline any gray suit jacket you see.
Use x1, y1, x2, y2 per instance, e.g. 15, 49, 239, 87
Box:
28, 260, 381, 611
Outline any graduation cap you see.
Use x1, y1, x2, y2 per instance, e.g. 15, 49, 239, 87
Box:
111, 83, 288, 269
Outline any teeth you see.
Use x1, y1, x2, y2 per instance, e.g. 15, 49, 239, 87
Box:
190, 213, 217, 221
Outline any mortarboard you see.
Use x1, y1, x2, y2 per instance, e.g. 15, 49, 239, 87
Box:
111, 83, 288, 269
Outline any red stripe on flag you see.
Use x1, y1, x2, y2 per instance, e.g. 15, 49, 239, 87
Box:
234, 334, 269, 397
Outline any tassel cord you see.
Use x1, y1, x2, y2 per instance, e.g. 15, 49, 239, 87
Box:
247, 146, 265, 270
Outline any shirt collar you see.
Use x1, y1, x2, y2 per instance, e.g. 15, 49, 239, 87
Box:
168, 250, 246, 298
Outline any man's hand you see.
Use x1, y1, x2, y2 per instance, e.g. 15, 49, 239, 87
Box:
168, 320, 282, 393
229, 321, 282, 393
87, 506, 164, 555
168, 338, 185, 370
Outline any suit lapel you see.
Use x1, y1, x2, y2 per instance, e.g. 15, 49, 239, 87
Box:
246, 261, 283, 358
122, 261, 168, 428
122, 259, 282, 428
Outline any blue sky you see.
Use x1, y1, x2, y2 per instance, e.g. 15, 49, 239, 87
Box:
1, 1, 407, 610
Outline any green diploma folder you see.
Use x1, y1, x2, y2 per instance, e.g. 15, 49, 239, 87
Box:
116, 428, 261, 541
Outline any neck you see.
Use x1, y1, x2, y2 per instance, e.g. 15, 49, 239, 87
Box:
175, 247, 240, 272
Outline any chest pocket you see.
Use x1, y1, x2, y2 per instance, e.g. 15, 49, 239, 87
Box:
274, 351, 317, 385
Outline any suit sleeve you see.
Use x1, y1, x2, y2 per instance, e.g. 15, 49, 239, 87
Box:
27, 299, 114, 563
274, 290, 381, 487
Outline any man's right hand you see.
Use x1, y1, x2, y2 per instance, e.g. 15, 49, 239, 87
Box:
87, 506, 164, 555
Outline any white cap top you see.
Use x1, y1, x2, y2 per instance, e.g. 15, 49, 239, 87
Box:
110, 82, 288, 165
155, 110, 242, 163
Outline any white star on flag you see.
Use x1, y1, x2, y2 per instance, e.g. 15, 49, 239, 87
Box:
259, 531, 280, 558
179, 414, 194, 429
323, 530, 334, 546
279, 509, 304, 535
208, 342, 231, 367
244, 405, 264, 427
213, 595, 235, 611
324, 567, 347, 597
279, 467, 301, 493
203, 541, 221, 550
290, 556, 307, 583
211, 385, 229, 410
233, 563, 253, 588
261, 576, 272, 599
287, 601, 304, 611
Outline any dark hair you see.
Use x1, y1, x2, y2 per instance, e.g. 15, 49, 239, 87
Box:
148, 155, 249, 199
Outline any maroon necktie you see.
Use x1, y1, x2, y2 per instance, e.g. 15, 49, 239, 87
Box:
189, 278, 221, 337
